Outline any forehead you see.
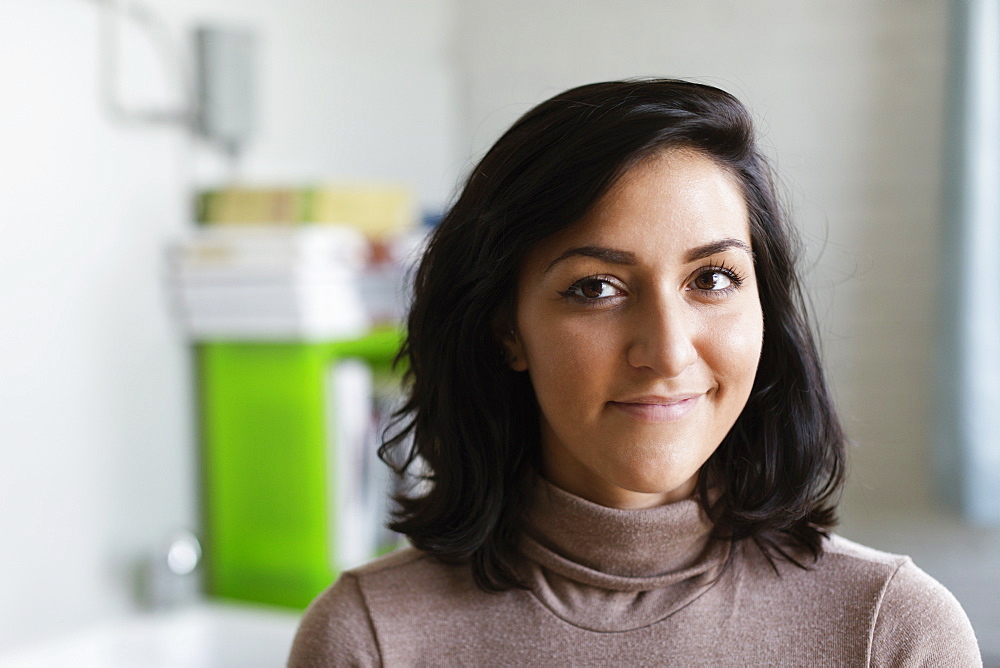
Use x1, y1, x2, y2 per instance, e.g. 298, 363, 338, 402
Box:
523, 149, 750, 271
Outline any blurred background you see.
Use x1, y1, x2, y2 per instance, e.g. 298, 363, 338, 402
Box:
2, 0, 999, 665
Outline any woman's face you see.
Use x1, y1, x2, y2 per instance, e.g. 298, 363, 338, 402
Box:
506, 149, 764, 510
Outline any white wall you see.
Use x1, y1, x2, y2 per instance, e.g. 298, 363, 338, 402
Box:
0, 0, 456, 652
173, 0, 461, 202
452, 0, 949, 521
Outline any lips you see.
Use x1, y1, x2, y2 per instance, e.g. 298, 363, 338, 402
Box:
609, 393, 704, 423
613, 393, 704, 405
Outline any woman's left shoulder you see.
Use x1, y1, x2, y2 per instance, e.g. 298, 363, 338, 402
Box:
817, 534, 982, 666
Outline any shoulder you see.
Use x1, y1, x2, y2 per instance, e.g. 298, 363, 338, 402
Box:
820, 534, 981, 666
288, 568, 377, 667
347, 544, 508, 625
868, 554, 982, 666
738, 533, 909, 600
287, 548, 429, 667
288, 546, 487, 666
818, 533, 909, 578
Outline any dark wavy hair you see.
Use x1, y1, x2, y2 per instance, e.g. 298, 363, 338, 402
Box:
380, 78, 846, 591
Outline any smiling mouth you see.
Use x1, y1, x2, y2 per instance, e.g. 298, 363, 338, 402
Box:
608, 394, 703, 423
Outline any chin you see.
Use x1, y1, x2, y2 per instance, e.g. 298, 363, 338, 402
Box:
608, 469, 699, 500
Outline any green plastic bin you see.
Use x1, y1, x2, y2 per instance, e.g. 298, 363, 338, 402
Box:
197, 327, 404, 609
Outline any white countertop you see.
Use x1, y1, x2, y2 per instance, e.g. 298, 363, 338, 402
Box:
1, 601, 301, 668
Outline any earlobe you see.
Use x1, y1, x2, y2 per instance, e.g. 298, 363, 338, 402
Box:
508, 349, 528, 372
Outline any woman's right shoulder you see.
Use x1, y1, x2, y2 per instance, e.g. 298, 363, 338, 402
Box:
288, 566, 379, 667
287, 547, 468, 667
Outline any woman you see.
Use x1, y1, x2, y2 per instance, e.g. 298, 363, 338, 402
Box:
289, 79, 981, 666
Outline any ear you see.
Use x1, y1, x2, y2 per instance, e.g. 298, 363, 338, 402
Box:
498, 326, 529, 372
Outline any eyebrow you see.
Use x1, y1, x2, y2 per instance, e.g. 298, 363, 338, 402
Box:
544, 246, 638, 273
543, 238, 754, 274
684, 238, 754, 263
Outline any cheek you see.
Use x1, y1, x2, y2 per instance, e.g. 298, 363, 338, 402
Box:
518, 308, 620, 408
702, 299, 764, 392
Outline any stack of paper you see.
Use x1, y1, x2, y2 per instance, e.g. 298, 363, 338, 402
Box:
167, 225, 372, 341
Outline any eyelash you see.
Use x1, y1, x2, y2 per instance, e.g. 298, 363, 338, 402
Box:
693, 261, 746, 297
558, 263, 747, 305
558, 274, 624, 305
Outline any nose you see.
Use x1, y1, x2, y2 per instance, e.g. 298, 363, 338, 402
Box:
625, 293, 698, 378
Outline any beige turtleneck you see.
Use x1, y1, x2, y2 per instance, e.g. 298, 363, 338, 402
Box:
289, 479, 981, 666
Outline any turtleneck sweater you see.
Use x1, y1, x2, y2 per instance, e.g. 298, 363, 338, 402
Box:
289, 479, 981, 666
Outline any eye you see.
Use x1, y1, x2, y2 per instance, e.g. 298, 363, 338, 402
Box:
692, 270, 733, 291
687, 263, 745, 295
559, 276, 624, 303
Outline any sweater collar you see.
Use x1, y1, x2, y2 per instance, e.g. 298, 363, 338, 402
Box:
518, 476, 732, 632
523, 476, 720, 579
